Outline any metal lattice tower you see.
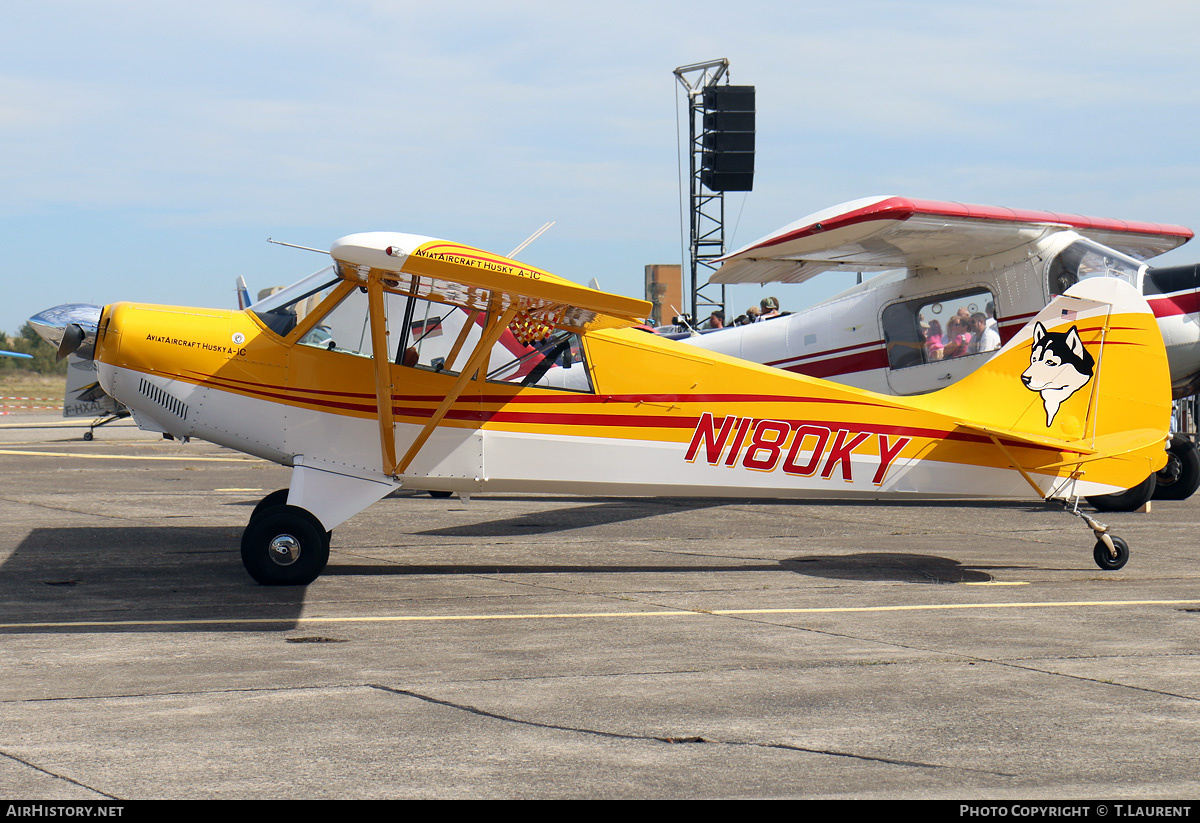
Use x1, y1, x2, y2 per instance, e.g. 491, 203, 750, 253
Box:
675, 59, 730, 323
675, 59, 754, 325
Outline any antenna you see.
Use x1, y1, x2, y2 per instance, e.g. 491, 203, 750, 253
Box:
267, 238, 329, 255
508, 221, 556, 258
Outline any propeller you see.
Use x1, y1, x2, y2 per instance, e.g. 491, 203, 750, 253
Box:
28, 304, 102, 361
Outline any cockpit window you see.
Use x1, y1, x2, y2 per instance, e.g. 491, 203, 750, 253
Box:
486, 330, 592, 392
297, 287, 372, 357
1047, 240, 1143, 296
251, 266, 341, 337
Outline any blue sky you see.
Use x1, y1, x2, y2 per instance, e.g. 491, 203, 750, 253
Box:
4, 0, 1200, 333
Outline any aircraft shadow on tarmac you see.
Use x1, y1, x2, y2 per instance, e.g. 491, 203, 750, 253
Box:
0, 514, 993, 632
412, 498, 725, 537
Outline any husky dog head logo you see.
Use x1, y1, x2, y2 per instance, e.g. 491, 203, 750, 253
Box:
1021, 323, 1094, 426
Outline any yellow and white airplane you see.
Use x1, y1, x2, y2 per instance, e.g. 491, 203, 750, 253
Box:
30, 232, 1171, 584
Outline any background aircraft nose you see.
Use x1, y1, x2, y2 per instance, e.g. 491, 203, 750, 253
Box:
28, 303, 102, 360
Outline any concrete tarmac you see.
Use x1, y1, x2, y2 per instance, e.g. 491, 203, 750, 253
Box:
0, 412, 1198, 799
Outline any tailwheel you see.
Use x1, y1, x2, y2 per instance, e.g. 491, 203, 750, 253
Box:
1058, 500, 1132, 572
241, 504, 329, 585
1093, 535, 1130, 571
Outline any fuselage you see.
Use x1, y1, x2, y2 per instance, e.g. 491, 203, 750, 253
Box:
683, 230, 1200, 399
83, 260, 1164, 529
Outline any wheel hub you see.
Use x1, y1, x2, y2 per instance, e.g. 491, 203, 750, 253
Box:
1160, 453, 1182, 484
268, 533, 301, 566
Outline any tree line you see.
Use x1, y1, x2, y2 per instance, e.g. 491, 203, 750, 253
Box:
0, 324, 69, 376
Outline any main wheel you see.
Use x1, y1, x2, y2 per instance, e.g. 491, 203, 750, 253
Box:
1086, 473, 1156, 512
1153, 435, 1200, 501
1093, 535, 1130, 571
428, 490, 453, 499
249, 490, 331, 547
249, 489, 290, 523
241, 505, 330, 586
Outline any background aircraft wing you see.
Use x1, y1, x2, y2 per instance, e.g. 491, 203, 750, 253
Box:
711, 195, 1194, 285
331, 233, 652, 334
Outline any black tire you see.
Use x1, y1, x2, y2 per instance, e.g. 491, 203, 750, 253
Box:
241, 505, 330, 586
249, 489, 331, 547
83, 431, 93, 441
1087, 473, 1156, 512
1153, 435, 1200, 501
1093, 535, 1130, 571
428, 490, 453, 499
249, 489, 291, 523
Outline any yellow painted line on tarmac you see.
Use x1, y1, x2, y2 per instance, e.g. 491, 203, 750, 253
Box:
0, 420, 125, 429
0, 448, 259, 462
3, 598, 1199, 631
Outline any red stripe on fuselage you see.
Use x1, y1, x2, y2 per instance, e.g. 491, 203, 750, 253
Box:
1148, 291, 1200, 319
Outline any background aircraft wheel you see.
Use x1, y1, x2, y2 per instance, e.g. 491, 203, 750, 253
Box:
1153, 435, 1200, 501
241, 505, 329, 586
1086, 473, 1156, 512
1093, 535, 1130, 571
82, 431, 93, 441
428, 490, 453, 499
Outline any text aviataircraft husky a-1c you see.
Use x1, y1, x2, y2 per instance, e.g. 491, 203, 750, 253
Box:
681, 195, 1200, 508
30, 232, 1172, 584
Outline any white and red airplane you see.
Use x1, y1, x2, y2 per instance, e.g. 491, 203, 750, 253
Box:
680, 195, 1200, 508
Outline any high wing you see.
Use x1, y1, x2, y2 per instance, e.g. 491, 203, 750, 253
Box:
331, 232, 650, 334
711, 195, 1194, 285
329, 232, 652, 477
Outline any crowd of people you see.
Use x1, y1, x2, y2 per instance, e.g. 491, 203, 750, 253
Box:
921, 305, 1000, 361
686, 298, 1001, 369
712, 296, 786, 328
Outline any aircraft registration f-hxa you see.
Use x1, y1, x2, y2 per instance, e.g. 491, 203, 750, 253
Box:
31, 232, 1171, 583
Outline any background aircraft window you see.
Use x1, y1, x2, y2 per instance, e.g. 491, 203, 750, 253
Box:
882, 287, 997, 370
1047, 239, 1142, 296
297, 287, 372, 358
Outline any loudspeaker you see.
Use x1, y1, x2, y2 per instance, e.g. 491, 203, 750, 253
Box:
699, 85, 754, 192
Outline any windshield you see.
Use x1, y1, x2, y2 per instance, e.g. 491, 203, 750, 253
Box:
250, 265, 341, 337
1047, 240, 1143, 296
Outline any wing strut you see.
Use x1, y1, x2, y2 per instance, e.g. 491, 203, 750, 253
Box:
389, 304, 520, 477
368, 279, 398, 472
